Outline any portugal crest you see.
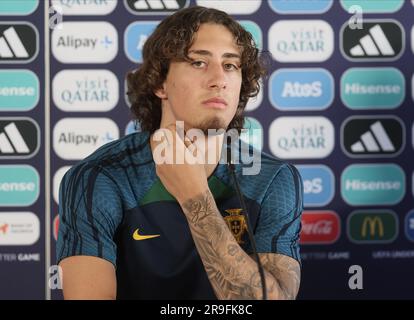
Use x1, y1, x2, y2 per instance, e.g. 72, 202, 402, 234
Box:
224, 208, 247, 244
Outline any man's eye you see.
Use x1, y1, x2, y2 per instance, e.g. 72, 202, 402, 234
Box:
224, 64, 239, 71
191, 61, 206, 68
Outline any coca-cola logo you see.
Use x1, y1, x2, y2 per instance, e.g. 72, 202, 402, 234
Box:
53, 215, 59, 241
300, 211, 340, 244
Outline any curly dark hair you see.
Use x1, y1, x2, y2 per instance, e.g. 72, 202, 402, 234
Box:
126, 6, 267, 134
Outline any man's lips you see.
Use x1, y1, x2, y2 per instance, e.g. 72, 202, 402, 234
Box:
202, 97, 228, 109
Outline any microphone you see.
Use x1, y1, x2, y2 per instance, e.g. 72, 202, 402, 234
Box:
226, 140, 267, 300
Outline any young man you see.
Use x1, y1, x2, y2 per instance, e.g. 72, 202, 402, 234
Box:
57, 6, 303, 300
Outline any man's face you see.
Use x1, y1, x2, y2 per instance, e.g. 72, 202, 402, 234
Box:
156, 23, 243, 133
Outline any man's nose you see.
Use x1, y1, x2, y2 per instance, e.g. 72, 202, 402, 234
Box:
207, 63, 227, 89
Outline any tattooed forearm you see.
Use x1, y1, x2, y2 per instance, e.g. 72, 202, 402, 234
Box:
180, 190, 301, 300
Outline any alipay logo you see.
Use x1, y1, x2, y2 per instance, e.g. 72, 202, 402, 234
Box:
125, 21, 158, 63
51, 0, 117, 15
269, 117, 334, 159
52, 22, 118, 64
0, 165, 39, 206
53, 118, 119, 160
0, 70, 39, 111
347, 210, 398, 244
269, 0, 333, 14
341, 68, 405, 110
269, 68, 334, 111
297, 165, 334, 207
269, 20, 334, 63
341, 164, 405, 206
53, 70, 119, 112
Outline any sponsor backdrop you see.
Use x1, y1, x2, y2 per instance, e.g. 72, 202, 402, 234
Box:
0, 0, 413, 299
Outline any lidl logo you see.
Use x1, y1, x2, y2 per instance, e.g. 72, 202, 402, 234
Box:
300, 211, 340, 244
405, 210, 414, 242
341, 68, 405, 110
269, 68, 334, 111
269, 20, 334, 63
195, 0, 261, 14
341, 20, 404, 62
0, 23, 38, 64
341, 164, 405, 206
269, 0, 333, 14
347, 210, 398, 244
241, 117, 263, 152
125, 0, 189, 14
340, 0, 404, 13
341, 116, 405, 158
52, 22, 118, 64
269, 117, 334, 159
297, 165, 334, 207
53, 70, 119, 112
125, 21, 158, 63
0, 0, 38, 15
239, 21, 262, 50
0, 70, 39, 111
0, 165, 39, 206
51, 0, 117, 15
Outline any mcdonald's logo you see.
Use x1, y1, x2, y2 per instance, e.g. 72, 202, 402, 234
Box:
361, 216, 384, 238
347, 210, 398, 244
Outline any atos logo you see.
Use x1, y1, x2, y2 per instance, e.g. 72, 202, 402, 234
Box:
300, 211, 340, 245
269, 68, 334, 111
125, 21, 158, 63
297, 165, 334, 207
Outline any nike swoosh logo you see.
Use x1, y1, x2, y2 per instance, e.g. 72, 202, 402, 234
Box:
132, 228, 160, 241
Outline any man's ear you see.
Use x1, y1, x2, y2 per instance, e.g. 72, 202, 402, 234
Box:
154, 84, 167, 99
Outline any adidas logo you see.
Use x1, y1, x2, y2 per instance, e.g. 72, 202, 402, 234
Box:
0, 119, 39, 158
342, 117, 404, 158
134, 0, 179, 9
341, 20, 404, 62
349, 25, 394, 57
0, 23, 38, 63
0, 27, 29, 58
351, 121, 395, 153
125, 0, 188, 13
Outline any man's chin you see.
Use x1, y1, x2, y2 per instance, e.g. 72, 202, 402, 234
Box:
189, 118, 228, 135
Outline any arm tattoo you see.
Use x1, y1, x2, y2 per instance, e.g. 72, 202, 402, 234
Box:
181, 190, 301, 300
